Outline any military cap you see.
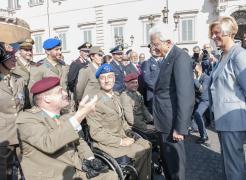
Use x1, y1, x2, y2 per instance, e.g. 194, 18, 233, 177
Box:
124, 72, 139, 82
0, 43, 16, 64
43, 38, 61, 50
30, 77, 60, 95
95, 64, 114, 79
126, 49, 132, 56
19, 38, 34, 50
78, 42, 92, 51
89, 46, 104, 56
109, 45, 124, 54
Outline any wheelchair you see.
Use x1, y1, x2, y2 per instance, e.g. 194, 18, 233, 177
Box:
82, 121, 139, 180
132, 126, 163, 175
0, 146, 25, 180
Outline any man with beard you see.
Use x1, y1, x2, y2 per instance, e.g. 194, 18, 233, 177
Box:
16, 77, 117, 180
28, 38, 69, 98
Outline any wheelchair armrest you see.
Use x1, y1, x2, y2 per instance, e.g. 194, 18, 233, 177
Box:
115, 155, 133, 166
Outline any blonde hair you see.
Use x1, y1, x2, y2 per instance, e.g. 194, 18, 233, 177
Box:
209, 16, 238, 39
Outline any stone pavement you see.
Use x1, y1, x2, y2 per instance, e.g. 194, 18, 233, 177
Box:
154, 127, 246, 180
185, 128, 223, 180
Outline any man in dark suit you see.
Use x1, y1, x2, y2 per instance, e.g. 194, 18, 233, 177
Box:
149, 24, 195, 180
67, 42, 92, 93
142, 44, 161, 114
125, 51, 140, 75
193, 63, 210, 144
110, 45, 125, 93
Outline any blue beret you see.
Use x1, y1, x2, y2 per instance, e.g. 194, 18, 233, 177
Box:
109, 45, 124, 54
95, 64, 114, 79
43, 38, 61, 50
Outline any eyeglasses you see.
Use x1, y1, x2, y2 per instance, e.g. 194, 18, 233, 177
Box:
99, 74, 115, 81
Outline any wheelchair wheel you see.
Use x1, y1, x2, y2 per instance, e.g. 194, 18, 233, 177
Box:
93, 148, 124, 180
121, 164, 138, 180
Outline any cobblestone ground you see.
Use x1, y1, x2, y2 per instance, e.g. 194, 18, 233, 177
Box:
154, 127, 246, 180
185, 128, 223, 180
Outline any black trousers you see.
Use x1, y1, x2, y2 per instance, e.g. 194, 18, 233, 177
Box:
159, 133, 186, 180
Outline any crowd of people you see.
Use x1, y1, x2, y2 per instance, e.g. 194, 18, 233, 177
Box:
0, 15, 246, 180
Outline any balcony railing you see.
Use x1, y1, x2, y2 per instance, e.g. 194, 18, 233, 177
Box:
0, 8, 15, 17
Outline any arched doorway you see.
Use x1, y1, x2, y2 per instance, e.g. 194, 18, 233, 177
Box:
231, 10, 246, 42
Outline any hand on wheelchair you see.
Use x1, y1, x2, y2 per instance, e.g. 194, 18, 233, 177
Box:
125, 129, 142, 141
82, 158, 108, 179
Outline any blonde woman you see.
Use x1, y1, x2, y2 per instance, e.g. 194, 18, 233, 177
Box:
209, 16, 246, 180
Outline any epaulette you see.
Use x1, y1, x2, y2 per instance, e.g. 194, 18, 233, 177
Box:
30, 61, 39, 67
58, 60, 66, 66
136, 91, 141, 96
114, 91, 120, 96
26, 106, 42, 114
37, 59, 45, 66
11, 72, 22, 79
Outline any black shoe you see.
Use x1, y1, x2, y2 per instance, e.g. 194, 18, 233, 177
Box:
196, 136, 209, 144
89, 158, 108, 172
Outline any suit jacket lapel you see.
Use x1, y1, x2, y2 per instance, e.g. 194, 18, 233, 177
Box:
160, 45, 175, 70
150, 57, 158, 66
155, 46, 175, 88
212, 46, 236, 82
112, 60, 123, 73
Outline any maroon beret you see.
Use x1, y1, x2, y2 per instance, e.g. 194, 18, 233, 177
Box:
30, 77, 60, 94
124, 73, 139, 82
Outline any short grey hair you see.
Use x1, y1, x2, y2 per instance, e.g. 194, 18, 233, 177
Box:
209, 16, 238, 39
149, 23, 174, 42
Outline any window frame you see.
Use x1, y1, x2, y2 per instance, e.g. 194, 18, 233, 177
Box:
28, 0, 44, 7
8, 0, 21, 10
79, 25, 95, 45
55, 29, 69, 52
141, 20, 157, 46
178, 16, 196, 44
111, 23, 125, 46
32, 33, 44, 55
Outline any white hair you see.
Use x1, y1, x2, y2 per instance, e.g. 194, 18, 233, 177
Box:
149, 23, 174, 42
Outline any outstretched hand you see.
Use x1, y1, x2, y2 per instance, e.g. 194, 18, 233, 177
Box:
74, 95, 98, 123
